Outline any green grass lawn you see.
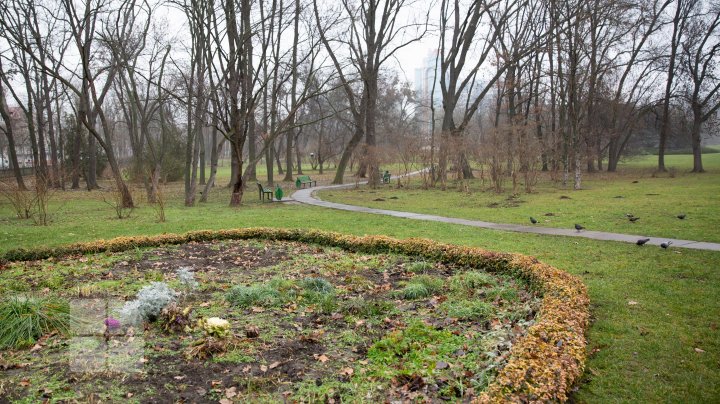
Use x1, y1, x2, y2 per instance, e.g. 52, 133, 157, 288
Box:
320, 153, 720, 242
1, 155, 719, 402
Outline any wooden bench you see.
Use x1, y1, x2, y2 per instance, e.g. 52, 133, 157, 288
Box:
295, 175, 317, 189
257, 183, 273, 201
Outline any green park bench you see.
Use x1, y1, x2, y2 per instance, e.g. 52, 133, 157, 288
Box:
257, 183, 273, 202
379, 170, 391, 184
295, 175, 317, 189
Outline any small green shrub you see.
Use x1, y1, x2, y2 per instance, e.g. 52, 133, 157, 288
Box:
0, 296, 72, 349
226, 284, 281, 308
413, 275, 443, 292
268, 278, 297, 294
298, 278, 336, 313
442, 300, 494, 321
397, 275, 444, 300
300, 278, 334, 294
407, 261, 433, 273
398, 283, 431, 299
449, 271, 497, 296
303, 292, 337, 314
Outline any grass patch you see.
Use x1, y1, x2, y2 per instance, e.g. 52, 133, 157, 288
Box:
341, 297, 394, 317
407, 261, 433, 273
226, 284, 282, 308
0, 159, 719, 402
397, 275, 444, 300
320, 153, 720, 242
442, 300, 495, 321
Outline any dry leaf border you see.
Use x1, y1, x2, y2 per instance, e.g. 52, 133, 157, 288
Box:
1, 228, 589, 402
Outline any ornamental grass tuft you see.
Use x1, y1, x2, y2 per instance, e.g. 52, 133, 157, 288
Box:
0, 295, 72, 349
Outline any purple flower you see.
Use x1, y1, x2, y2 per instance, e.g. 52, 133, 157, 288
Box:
104, 317, 121, 330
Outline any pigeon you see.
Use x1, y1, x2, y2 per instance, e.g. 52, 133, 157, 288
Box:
677, 214, 686, 220
574, 224, 585, 231
629, 217, 640, 222
625, 213, 634, 218
636, 238, 650, 246
530, 217, 538, 224
661, 241, 673, 249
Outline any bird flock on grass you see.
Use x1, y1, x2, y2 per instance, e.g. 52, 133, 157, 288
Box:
527, 213, 687, 250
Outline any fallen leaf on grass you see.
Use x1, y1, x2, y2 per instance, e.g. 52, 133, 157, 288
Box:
269, 361, 281, 369
694, 348, 705, 353
628, 301, 638, 305
314, 354, 329, 363
339, 367, 354, 376
260, 365, 268, 372
225, 387, 237, 398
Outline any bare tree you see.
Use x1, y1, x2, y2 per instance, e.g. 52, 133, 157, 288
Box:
315, 0, 428, 186
435, 0, 547, 183
680, 1, 720, 172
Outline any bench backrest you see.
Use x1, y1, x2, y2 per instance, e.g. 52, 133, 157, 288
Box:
297, 175, 311, 181
257, 182, 270, 192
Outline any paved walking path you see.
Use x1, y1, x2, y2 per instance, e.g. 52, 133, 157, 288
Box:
292, 173, 720, 252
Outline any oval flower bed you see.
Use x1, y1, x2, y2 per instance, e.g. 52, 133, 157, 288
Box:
0, 228, 589, 402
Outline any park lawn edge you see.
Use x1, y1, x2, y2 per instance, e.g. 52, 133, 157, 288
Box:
0, 227, 590, 402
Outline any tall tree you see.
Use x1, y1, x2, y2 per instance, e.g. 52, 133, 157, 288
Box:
315, 0, 428, 185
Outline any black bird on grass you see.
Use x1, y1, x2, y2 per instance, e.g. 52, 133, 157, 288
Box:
677, 214, 686, 220
574, 223, 585, 231
530, 217, 538, 224
629, 217, 640, 222
636, 238, 650, 246
661, 241, 673, 249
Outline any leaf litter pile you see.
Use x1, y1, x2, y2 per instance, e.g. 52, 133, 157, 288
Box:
0, 240, 540, 402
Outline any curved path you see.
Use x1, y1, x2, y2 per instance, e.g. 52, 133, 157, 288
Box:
292, 173, 720, 252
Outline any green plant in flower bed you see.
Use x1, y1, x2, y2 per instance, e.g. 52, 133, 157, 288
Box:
0, 295, 73, 349
442, 300, 495, 321
226, 284, 282, 308
448, 271, 497, 296
341, 297, 395, 317
299, 277, 334, 294
397, 274, 444, 299
407, 260, 433, 273
366, 321, 492, 393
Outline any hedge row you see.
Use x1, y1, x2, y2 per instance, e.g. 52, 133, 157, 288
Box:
0, 228, 589, 402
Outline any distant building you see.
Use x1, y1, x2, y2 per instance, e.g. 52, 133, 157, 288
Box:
414, 49, 442, 135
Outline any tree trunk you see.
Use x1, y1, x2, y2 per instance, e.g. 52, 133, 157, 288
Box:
200, 131, 224, 203
332, 126, 364, 184
200, 129, 206, 185
0, 90, 27, 190
71, 120, 81, 189
690, 112, 704, 173
658, 2, 684, 172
